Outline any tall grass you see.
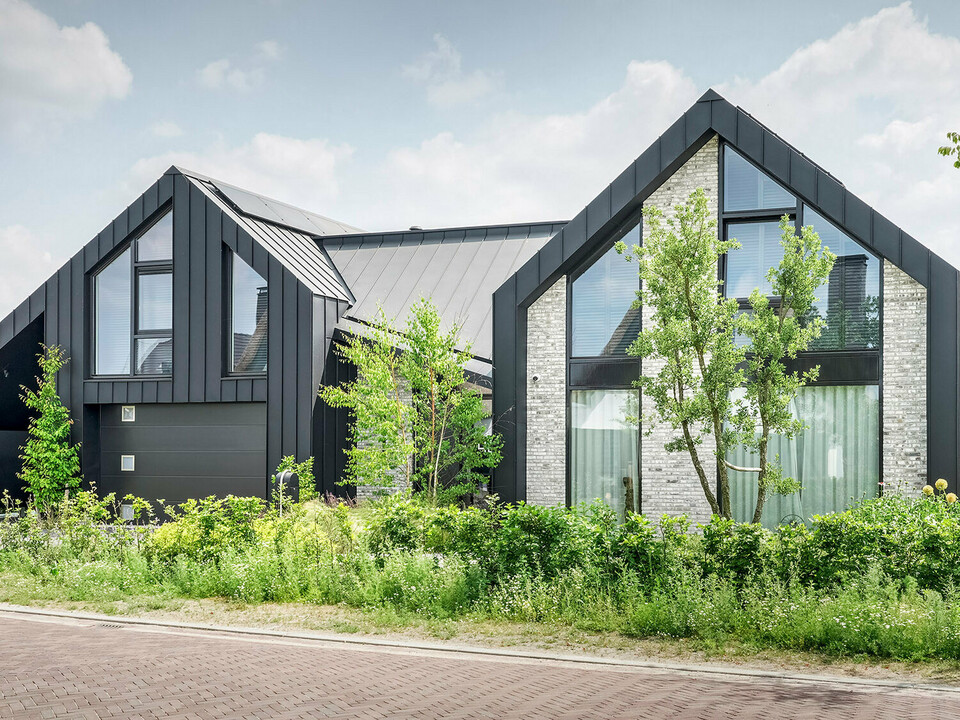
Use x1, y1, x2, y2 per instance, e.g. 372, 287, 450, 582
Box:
3, 489, 960, 660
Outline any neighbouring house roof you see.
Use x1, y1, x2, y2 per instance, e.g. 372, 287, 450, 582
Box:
179, 169, 356, 304
322, 222, 566, 364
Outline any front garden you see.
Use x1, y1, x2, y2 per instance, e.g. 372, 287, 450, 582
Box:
4, 485, 960, 664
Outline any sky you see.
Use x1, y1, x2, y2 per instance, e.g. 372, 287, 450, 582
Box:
1, 0, 959, 317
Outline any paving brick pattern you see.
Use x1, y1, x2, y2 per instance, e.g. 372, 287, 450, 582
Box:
2, 614, 959, 719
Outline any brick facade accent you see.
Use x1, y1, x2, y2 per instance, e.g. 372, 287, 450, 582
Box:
639, 136, 719, 525
882, 260, 928, 493
525, 277, 567, 506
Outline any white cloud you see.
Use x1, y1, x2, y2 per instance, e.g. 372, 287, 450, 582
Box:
403, 34, 496, 107
0, 0, 132, 138
197, 40, 282, 92
0, 225, 55, 315
718, 1, 960, 266
359, 60, 698, 226
256, 40, 282, 62
149, 120, 184, 138
197, 58, 263, 92
129, 133, 354, 211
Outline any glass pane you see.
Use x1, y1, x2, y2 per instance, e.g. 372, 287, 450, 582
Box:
723, 146, 795, 212
137, 211, 173, 262
137, 272, 172, 331
136, 337, 172, 375
725, 221, 791, 298
802, 207, 880, 350
232, 255, 268, 373
570, 390, 640, 520
95, 248, 131, 375
570, 227, 641, 357
728, 385, 880, 529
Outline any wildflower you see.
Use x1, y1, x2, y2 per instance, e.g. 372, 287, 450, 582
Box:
936, 478, 949, 492
923, 485, 935, 496
948, 493, 958, 504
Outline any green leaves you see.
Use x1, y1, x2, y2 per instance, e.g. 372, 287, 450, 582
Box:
18, 345, 81, 512
938, 130, 960, 169
627, 188, 745, 516
319, 298, 501, 499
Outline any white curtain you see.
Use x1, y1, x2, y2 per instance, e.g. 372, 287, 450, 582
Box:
570, 390, 640, 518
729, 385, 880, 528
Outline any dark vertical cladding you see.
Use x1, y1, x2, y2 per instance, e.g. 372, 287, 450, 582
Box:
929, 258, 960, 489
491, 278, 519, 503
0, 167, 348, 500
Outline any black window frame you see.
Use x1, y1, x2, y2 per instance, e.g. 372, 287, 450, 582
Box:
90, 204, 173, 379
224, 249, 268, 377
564, 210, 643, 510
718, 141, 884, 505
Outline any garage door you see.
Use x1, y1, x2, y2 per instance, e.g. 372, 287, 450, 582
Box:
99, 403, 267, 506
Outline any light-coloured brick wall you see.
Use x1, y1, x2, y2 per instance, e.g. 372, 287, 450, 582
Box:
882, 260, 927, 494
525, 277, 567, 506
639, 135, 719, 525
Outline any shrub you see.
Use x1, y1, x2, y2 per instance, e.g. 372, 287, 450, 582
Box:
147, 495, 265, 562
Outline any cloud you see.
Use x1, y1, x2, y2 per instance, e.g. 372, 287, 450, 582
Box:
0, 225, 55, 314
149, 120, 184, 138
197, 59, 263, 92
717, 1, 960, 266
256, 40, 282, 62
129, 133, 354, 211
0, 0, 132, 138
403, 34, 496, 107
197, 40, 282, 92
360, 60, 698, 226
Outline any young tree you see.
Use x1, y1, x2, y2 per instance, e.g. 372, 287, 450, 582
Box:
19, 345, 82, 511
320, 299, 501, 499
939, 131, 960, 169
319, 309, 415, 490
619, 188, 744, 517
404, 298, 501, 498
734, 217, 835, 523
621, 190, 835, 522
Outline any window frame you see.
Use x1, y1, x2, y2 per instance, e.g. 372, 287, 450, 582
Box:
90, 205, 174, 379
224, 249, 268, 377
564, 210, 643, 509
717, 141, 884, 506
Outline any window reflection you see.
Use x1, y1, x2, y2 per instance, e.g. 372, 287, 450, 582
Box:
570, 227, 641, 357
802, 208, 880, 350
232, 255, 268, 373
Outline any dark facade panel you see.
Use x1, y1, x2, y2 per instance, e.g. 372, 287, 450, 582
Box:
762, 132, 791, 184
872, 212, 901, 265
816, 171, 845, 226
735, 110, 763, 163
586, 187, 612, 239
844, 193, 872, 245
788, 151, 817, 202
901, 232, 930, 286
928, 259, 959, 490
660, 116, 686, 168
610, 163, 637, 218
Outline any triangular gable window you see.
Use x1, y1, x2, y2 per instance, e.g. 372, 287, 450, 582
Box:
723, 147, 794, 212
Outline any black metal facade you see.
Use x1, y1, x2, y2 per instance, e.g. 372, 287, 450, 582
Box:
0, 167, 350, 499
492, 89, 960, 500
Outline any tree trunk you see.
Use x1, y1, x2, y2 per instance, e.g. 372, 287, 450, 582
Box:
681, 419, 722, 516
751, 425, 769, 524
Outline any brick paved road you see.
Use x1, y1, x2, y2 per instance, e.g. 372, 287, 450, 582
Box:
2, 612, 959, 719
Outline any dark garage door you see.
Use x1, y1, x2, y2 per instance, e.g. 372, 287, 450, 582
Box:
99, 403, 267, 505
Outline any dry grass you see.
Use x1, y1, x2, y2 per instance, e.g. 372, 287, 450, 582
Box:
5, 588, 960, 686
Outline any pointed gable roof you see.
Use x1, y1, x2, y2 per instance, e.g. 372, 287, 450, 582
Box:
504, 89, 950, 309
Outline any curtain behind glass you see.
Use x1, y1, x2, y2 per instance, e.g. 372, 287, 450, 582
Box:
728, 385, 879, 528
95, 248, 131, 375
570, 390, 640, 519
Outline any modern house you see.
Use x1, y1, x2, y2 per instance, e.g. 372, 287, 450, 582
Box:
0, 90, 953, 525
